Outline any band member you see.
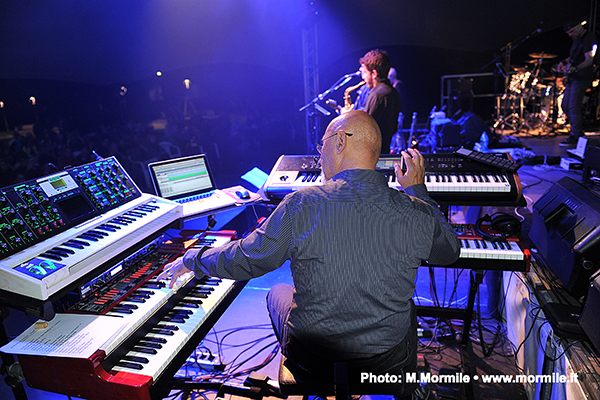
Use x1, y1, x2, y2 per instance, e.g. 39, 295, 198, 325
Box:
557, 19, 598, 147
159, 111, 460, 398
343, 49, 401, 154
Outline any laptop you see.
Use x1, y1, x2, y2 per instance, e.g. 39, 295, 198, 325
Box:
148, 154, 237, 217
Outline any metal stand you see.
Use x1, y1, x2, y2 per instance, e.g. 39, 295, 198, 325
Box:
0, 307, 28, 400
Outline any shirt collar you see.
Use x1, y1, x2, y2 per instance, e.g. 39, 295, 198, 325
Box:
330, 168, 388, 186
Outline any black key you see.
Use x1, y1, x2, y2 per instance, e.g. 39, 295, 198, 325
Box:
138, 341, 162, 349
180, 302, 200, 308
156, 324, 179, 331
46, 249, 69, 258
97, 224, 117, 232
132, 346, 157, 355
41, 252, 62, 261
143, 337, 167, 344
53, 246, 75, 254
62, 241, 84, 250
116, 361, 143, 370
111, 308, 133, 315
69, 239, 90, 247
87, 229, 109, 237
122, 355, 149, 364
150, 329, 175, 336
78, 234, 99, 242
163, 316, 186, 323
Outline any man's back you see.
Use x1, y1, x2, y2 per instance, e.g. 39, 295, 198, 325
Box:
284, 168, 455, 359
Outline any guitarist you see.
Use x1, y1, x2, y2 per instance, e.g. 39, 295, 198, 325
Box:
557, 19, 598, 147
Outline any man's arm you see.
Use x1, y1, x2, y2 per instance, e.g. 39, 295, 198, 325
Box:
159, 201, 293, 287
395, 149, 461, 265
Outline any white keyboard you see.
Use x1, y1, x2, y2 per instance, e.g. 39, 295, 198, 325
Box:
0, 194, 182, 301
459, 238, 525, 260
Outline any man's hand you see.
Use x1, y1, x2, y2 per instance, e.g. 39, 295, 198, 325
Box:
394, 148, 425, 189
340, 103, 356, 115
157, 256, 192, 289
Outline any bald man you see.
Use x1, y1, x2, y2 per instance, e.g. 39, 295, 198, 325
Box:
160, 111, 460, 396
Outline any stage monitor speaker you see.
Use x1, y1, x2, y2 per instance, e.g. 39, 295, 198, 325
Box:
456, 111, 492, 149
579, 270, 600, 350
530, 177, 600, 301
434, 122, 463, 148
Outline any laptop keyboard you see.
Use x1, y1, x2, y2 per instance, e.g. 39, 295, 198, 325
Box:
178, 192, 213, 203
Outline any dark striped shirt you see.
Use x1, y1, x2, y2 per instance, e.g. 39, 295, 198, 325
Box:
185, 168, 460, 358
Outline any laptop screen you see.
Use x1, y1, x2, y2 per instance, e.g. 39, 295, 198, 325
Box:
148, 154, 216, 200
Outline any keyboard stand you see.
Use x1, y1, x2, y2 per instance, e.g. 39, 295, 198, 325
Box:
415, 268, 483, 347
416, 268, 484, 400
0, 307, 28, 400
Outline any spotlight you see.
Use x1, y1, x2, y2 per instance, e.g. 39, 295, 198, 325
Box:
184, 79, 191, 89
0, 101, 4, 108
120, 86, 128, 96
156, 71, 162, 77
29, 97, 36, 105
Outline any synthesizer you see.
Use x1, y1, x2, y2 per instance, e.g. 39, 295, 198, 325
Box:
263, 154, 523, 205
424, 223, 531, 272
16, 230, 245, 400
0, 157, 182, 314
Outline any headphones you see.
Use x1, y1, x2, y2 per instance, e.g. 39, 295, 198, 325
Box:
474, 212, 522, 242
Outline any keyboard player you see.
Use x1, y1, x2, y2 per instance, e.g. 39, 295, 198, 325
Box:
159, 110, 460, 398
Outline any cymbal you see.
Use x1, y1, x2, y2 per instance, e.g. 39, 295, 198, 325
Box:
526, 58, 551, 63
528, 53, 557, 59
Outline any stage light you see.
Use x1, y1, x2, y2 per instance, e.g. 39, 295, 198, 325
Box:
0, 101, 4, 108
29, 97, 36, 105
120, 86, 127, 96
156, 71, 162, 77
184, 79, 191, 89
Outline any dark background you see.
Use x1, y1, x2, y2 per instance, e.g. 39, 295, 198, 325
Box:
0, 0, 595, 190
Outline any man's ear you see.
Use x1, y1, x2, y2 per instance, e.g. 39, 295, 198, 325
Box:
336, 131, 347, 154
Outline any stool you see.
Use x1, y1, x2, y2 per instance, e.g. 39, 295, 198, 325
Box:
279, 356, 413, 400
279, 355, 348, 400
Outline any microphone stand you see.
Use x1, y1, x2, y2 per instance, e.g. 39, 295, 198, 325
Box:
299, 72, 359, 114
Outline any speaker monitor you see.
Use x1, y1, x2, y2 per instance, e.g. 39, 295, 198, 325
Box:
530, 177, 600, 301
579, 270, 600, 350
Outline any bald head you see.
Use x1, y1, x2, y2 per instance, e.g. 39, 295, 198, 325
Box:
319, 111, 382, 180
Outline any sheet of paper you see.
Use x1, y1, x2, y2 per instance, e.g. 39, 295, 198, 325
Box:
0, 313, 127, 359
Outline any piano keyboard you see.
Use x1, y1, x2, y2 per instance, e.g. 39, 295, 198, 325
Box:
0, 193, 182, 301
108, 276, 236, 381
423, 224, 531, 272
386, 171, 513, 193
16, 231, 246, 400
263, 154, 523, 205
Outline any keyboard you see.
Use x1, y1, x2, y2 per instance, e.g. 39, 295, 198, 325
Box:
422, 223, 531, 272
263, 154, 523, 206
179, 189, 237, 217
17, 231, 246, 400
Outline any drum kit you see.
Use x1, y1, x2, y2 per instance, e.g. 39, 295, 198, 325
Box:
494, 52, 566, 134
